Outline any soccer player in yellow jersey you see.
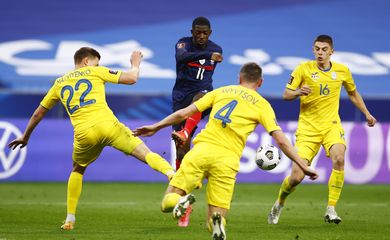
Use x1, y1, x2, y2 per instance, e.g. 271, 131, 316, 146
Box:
134, 62, 318, 240
7, 47, 175, 230
268, 35, 377, 225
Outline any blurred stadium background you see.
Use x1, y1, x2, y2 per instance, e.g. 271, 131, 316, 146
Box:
0, 0, 389, 184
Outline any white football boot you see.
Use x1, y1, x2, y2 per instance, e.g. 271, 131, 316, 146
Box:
211, 212, 226, 240
173, 193, 195, 219
324, 206, 342, 224
268, 201, 283, 224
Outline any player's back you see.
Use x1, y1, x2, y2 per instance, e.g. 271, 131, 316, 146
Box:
41, 66, 120, 132
193, 85, 280, 157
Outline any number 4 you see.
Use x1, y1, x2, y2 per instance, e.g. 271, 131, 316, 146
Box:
214, 100, 238, 128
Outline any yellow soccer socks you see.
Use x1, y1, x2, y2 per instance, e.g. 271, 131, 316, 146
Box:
145, 152, 175, 179
328, 169, 344, 206
161, 192, 181, 212
277, 176, 296, 205
67, 172, 83, 216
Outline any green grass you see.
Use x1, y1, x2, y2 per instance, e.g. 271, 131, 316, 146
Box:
0, 183, 389, 240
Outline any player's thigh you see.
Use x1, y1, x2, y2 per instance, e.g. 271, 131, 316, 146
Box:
206, 151, 239, 210
73, 129, 103, 167
295, 133, 322, 165
106, 121, 143, 155
169, 144, 208, 194
323, 126, 346, 157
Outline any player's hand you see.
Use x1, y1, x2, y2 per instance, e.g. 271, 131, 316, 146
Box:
130, 51, 143, 67
8, 137, 28, 150
298, 85, 311, 96
133, 125, 158, 137
211, 52, 223, 62
366, 113, 376, 127
303, 167, 318, 181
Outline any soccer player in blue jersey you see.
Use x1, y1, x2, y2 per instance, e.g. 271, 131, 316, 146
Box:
171, 16, 223, 226
134, 62, 318, 240
8, 47, 175, 230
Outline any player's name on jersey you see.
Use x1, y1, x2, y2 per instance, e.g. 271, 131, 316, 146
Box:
222, 87, 259, 105
57, 69, 91, 84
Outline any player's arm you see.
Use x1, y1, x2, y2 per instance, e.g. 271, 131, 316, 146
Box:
8, 105, 49, 149
118, 51, 143, 85
347, 89, 376, 127
134, 104, 199, 137
282, 85, 311, 100
270, 130, 318, 180
175, 42, 222, 63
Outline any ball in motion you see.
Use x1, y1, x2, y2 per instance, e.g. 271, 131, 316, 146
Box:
255, 144, 281, 170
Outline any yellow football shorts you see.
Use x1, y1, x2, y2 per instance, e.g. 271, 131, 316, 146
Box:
170, 142, 239, 209
295, 125, 346, 164
73, 120, 143, 166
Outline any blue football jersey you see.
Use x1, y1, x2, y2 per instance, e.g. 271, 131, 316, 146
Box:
172, 37, 223, 103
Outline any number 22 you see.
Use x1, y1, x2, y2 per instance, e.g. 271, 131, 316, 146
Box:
61, 79, 96, 114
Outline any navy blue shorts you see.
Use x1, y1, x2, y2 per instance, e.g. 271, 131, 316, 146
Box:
172, 91, 211, 131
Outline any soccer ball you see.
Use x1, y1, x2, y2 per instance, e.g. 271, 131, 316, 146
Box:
255, 144, 281, 170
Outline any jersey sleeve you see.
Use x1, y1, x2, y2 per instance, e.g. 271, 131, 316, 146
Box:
193, 89, 217, 112
40, 83, 59, 110
342, 67, 357, 92
96, 66, 122, 84
259, 103, 282, 134
175, 40, 212, 63
286, 64, 303, 90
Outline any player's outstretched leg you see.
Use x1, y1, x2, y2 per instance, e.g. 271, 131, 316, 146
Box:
268, 201, 284, 224
209, 212, 226, 240
173, 193, 196, 219
324, 206, 342, 224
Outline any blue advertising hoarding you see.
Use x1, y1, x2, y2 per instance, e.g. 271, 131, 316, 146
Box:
1, 119, 389, 184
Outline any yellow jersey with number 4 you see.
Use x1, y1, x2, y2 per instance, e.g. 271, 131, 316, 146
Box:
193, 85, 281, 158
286, 61, 356, 133
40, 66, 122, 131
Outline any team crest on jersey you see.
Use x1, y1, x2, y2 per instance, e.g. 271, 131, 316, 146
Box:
177, 42, 185, 49
288, 76, 294, 84
199, 59, 206, 65
311, 72, 320, 80
331, 72, 337, 80
109, 70, 118, 75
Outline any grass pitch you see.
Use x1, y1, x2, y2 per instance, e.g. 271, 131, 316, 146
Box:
0, 183, 389, 240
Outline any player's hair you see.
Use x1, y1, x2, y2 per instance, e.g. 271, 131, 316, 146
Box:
240, 62, 263, 83
74, 47, 101, 64
314, 35, 333, 48
192, 16, 211, 28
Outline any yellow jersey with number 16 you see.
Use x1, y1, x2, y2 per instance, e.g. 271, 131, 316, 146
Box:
286, 61, 356, 133
40, 66, 122, 132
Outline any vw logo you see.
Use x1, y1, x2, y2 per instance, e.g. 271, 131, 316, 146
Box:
0, 121, 27, 179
